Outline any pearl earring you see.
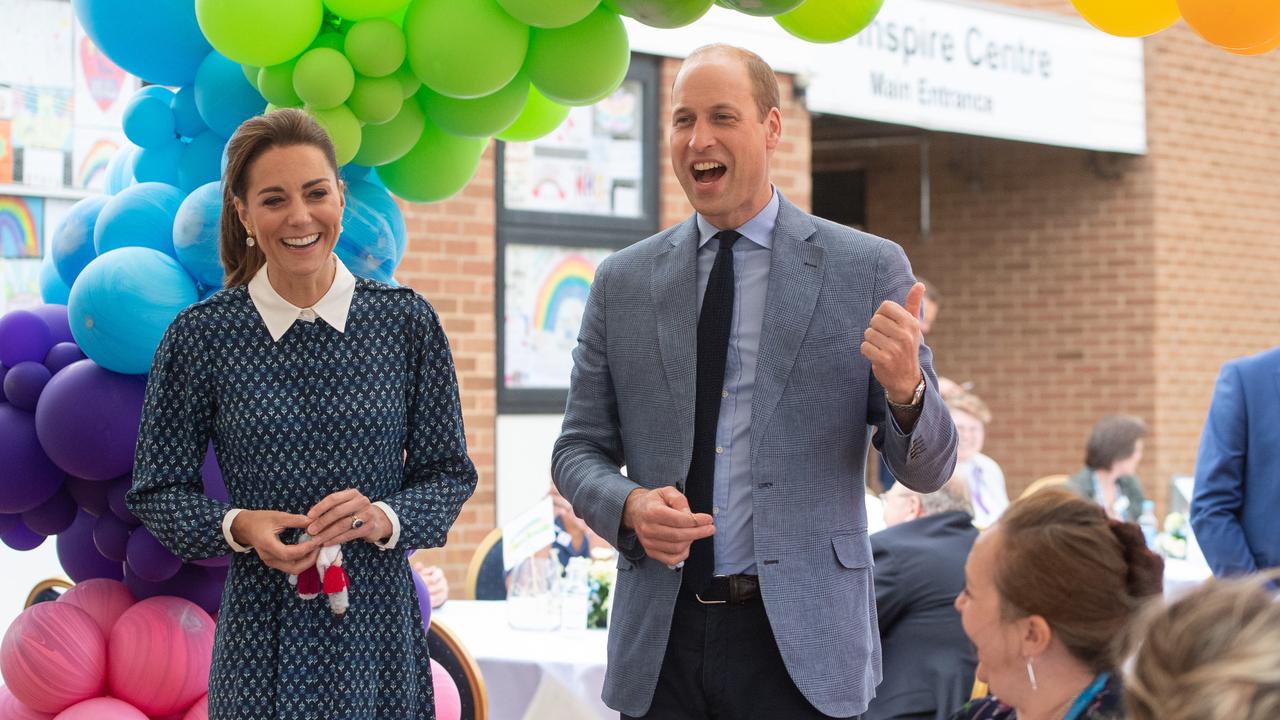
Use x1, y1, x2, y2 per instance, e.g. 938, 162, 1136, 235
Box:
246, 235, 255, 247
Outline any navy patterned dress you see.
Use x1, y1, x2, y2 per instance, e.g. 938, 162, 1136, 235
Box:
128, 280, 478, 720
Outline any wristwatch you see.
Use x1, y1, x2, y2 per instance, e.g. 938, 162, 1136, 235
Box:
886, 375, 926, 412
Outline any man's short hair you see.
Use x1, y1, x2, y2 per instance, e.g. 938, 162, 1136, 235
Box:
682, 44, 780, 122
918, 475, 974, 517
1085, 415, 1147, 471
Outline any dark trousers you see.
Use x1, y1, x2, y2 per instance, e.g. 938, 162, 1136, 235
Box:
623, 590, 855, 720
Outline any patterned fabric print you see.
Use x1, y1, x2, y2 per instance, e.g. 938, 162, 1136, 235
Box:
947, 674, 1125, 720
129, 280, 478, 720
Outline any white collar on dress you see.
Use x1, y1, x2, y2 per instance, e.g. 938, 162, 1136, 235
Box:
247, 254, 356, 342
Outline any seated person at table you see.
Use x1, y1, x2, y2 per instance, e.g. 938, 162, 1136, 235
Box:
950, 488, 1163, 720
551, 484, 611, 566
1066, 415, 1147, 522
411, 560, 450, 608
949, 391, 1008, 527
1124, 572, 1280, 720
865, 476, 977, 720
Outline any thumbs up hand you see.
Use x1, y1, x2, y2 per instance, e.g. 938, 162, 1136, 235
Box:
860, 282, 926, 404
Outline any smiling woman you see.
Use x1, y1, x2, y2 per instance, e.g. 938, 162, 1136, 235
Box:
126, 108, 478, 719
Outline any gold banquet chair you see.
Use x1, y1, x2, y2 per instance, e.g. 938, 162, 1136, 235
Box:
1018, 474, 1070, 500
464, 528, 506, 601
427, 617, 489, 720
24, 577, 73, 608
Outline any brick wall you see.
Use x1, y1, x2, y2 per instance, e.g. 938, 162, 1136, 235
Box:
841, 3, 1280, 512
402, 56, 811, 592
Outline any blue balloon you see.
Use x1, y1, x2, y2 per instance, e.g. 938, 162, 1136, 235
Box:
133, 136, 184, 186
171, 85, 207, 138
39, 253, 73, 305
67, 247, 198, 375
338, 182, 399, 284
173, 181, 226, 288
122, 89, 177, 148
178, 131, 226, 191
104, 143, 137, 195
93, 181, 185, 258
72, 0, 212, 86
52, 195, 109, 287
341, 163, 372, 182
349, 179, 407, 264
195, 51, 266, 139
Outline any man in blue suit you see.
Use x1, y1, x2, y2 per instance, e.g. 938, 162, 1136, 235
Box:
1191, 346, 1280, 576
552, 44, 957, 719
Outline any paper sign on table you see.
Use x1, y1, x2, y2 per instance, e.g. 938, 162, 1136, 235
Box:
503, 496, 556, 571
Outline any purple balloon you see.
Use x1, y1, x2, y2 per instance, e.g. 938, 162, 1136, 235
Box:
44, 342, 87, 375
201, 443, 227, 503
412, 567, 432, 632
22, 485, 78, 535
35, 358, 146, 480
126, 525, 182, 582
107, 475, 139, 525
0, 516, 46, 551
27, 304, 74, 344
0, 310, 55, 366
0, 513, 16, 534
4, 360, 52, 411
63, 474, 112, 517
93, 511, 134, 561
124, 562, 225, 615
0, 363, 7, 402
0, 404, 65, 513
57, 509, 124, 581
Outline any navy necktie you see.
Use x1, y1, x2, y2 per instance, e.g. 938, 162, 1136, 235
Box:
683, 229, 740, 593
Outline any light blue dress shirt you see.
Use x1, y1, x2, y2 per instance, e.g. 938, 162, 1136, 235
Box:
694, 188, 779, 575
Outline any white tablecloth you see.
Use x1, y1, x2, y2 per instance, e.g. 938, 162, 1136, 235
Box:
1163, 556, 1213, 599
433, 600, 612, 720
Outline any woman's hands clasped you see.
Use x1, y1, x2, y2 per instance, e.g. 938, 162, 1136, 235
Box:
304, 489, 392, 547
231, 489, 393, 574
230, 510, 318, 574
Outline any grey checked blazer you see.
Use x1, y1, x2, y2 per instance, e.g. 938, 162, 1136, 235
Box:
551, 195, 958, 717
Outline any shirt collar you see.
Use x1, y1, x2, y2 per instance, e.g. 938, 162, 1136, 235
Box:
696, 186, 779, 251
248, 254, 356, 342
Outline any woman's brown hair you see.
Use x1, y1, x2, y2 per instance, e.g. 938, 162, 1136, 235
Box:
993, 488, 1164, 672
220, 108, 339, 287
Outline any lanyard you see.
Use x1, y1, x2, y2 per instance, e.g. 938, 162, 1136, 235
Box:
1062, 672, 1110, 720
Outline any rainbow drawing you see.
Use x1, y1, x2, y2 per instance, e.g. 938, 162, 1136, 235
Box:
534, 255, 597, 332
78, 139, 119, 191
0, 195, 43, 259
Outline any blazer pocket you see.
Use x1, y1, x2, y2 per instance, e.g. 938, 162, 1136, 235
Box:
832, 533, 874, 570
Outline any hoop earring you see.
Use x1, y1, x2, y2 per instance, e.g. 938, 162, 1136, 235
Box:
246, 235, 255, 247
1025, 657, 1038, 691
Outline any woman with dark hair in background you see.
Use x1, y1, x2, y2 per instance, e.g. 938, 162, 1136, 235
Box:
128, 108, 477, 719
1066, 415, 1147, 522
950, 489, 1163, 720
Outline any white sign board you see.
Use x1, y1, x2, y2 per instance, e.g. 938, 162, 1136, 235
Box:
624, 0, 1146, 154
502, 496, 557, 571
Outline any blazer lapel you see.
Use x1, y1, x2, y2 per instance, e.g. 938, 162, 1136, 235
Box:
652, 218, 701, 443
751, 197, 824, 455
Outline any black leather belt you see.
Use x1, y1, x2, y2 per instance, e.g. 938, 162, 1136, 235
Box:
691, 574, 760, 605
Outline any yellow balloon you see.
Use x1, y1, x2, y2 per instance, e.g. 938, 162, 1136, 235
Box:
1070, 0, 1179, 38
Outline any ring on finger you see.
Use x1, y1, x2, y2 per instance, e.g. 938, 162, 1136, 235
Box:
351, 514, 365, 530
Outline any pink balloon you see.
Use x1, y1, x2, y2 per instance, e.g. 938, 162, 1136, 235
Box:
51, 697, 147, 720
430, 659, 461, 720
0, 603, 106, 714
58, 579, 136, 639
0, 685, 55, 720
107, 597, 214, 717
181, 695, 207, 720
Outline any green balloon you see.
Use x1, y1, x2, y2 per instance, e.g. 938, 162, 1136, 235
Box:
258, 60, 302, 107
352, 98, 424, 166
496, 0, 600, 28
344, 19, 406, 78
241, 64, 261, 86
715, 0, 803, 16
393, 63, 421, 99
349, 76, 404, 124
195, 0, 323, 68
418, 74, 529, 138
496, 85, 570, 142
377, 119, 488, 203
293, 48, 355, 109
775, 0, 884, 43
308, 104, 362, 165
526, 7, 629, 106
323, 0, 410, 20
404, 0, 529, 99
605, 0, 713, 28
